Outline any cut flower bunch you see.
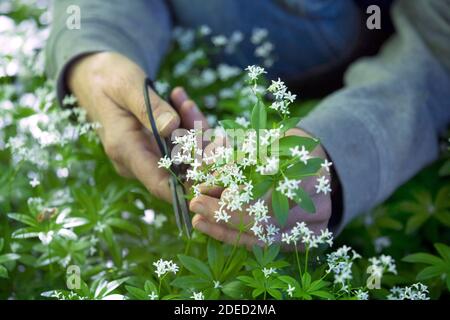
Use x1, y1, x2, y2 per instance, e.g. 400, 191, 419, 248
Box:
158, 65, 332, 247
1, 1, 448, 301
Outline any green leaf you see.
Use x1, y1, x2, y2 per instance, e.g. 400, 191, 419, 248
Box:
7, 213, 38, 227
293, 187, 316, 214
284, 158, 322, 179
278, 136, 318, 157
0, 253, 20, 264
219, 119, 244, 130
252, 245, 264, 266
405, 214, 430, 234
0, 238, 4, 252
301, 272, 312, 289
416, 265, 447, 280
252, 179, 273, 198
310, 290, 334, 300
106, 217, 141, 236
252, 288, 265, 298
178, 254, 212, 279
0, 265, 8, 278
221, 281, 246, 299
207, 238, 225, 279
125, 285, 148, 300
308, 279, 330, 292
434, 243, 450, 263
272, 190, 289, 227
403, 253, 443, 265
267, 288, 282, 300
263, 245, 280, 265
279, 117, 301, 133
102, 226, 122, 267
251, 100, 267, 130
170, 275, 211, 289
144, 280, 158, 294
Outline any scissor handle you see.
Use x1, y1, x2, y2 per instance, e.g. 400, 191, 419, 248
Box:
143, 78, 168, 157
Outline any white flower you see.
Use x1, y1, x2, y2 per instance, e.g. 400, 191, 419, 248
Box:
214, 206, 231, 223
213, 281, 221, 289
326, 245, 360, 291
157, 155, 172, 169
235, 116, 250, 128
355, 289, 369, 300
38, 231, 54, 245
190, 291, 204, 300
315, 176, 331, 195
256, 156, 279, 175
276, 177, 300, 200
245, 65, 266, 81
56, 167, 69, 178
29, 176, 40, 188
251, 28, 268, 45
153, 259, 179, 278
148, 291, 158, 300
321, 159, 332, 173
212, 35, 227, 46
262, 267, 277, 278
199, 25, 211, 36
387, 283, 429, 300
368, 255, 397, 280
287, 284, 295, 297
142, 209, 155, 225
290, 145, 310, 164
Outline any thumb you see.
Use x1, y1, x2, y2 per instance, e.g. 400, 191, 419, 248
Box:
111, 74, 180, 137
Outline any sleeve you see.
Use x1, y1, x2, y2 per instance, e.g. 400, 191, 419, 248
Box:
300, 0, 450, 232
45, 0, 172, 104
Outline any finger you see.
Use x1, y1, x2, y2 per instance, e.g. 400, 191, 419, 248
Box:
198, 184, 224, 198
112, 161, 134, 178
122, 131, 173, 202
192, 214, 262, 249
189, 194, 254, 228
284, 196, 332, 228
171, 87, 209, 130
109, 72, 180, 137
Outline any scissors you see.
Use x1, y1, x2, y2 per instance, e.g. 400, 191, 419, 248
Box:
143, 77, 193, 238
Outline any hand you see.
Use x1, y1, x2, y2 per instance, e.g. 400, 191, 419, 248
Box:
189, 128, 332, 249
67, 52, 208, 202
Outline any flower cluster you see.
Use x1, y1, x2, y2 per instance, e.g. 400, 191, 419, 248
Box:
368, 254, 397, 279
326, 245, 361, 292
267, 78, 296, 115
153, 259, 179, 278
281, 222, 333, 249
387, 283, 429, 300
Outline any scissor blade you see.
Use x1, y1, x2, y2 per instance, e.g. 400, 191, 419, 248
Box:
169, 177, 184, 237
175, 183, 193, 238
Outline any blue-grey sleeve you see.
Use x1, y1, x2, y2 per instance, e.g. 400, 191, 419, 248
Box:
300, 0, 450, 232
45, 0, 172, 103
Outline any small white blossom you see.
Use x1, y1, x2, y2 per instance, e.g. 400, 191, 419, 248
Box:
315, 176, 331, 195
153, 259, 179, 278
287, 284, 295, 297
157, 155, 172, 169
262, 267, 277, 278
190, 291, 204, 300
245, 65, 266, 81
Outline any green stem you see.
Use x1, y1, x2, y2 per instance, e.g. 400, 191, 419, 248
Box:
304, 247, 309, 274
294, 244, 303, 282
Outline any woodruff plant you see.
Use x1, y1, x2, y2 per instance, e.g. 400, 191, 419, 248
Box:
158, 65, 333, 246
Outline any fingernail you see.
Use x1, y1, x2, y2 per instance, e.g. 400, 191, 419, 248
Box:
157, 112, 176, 133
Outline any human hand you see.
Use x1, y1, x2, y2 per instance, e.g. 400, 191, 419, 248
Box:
189, 128, 332, 249
67, 52, 208, 202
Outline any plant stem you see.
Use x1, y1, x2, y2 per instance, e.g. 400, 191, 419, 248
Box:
294, 245, 303, 281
